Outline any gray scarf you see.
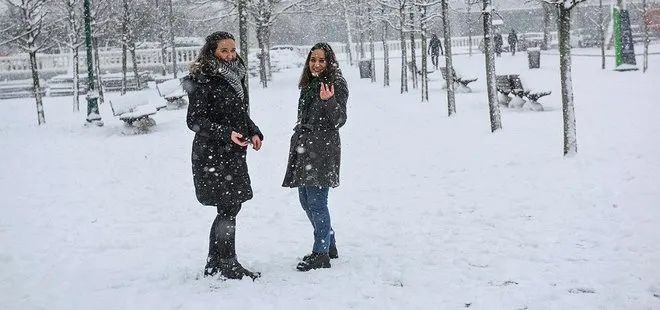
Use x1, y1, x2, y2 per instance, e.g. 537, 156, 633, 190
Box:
216, 59, 246, 101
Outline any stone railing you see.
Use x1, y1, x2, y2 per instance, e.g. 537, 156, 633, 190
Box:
0, 33, 559, 80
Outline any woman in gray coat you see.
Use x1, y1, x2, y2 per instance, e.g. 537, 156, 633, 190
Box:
184, 31, 263, 280
282, 42, 348, 271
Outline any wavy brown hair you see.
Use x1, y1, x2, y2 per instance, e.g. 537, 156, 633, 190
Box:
189, 31, 245, 74
298, 42, 340, 89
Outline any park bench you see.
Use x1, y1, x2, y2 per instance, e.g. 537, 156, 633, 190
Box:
99, 71, 151, 93
439, 66, 477, 93
156, 78, 187, 109
407, 61, 434, 76
0, 78, 47, 99
46, 74, 88, 97
495, 74, 551, 111
109, 92, 166, 133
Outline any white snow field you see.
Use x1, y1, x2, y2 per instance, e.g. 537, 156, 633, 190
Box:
1, 48, 659, 310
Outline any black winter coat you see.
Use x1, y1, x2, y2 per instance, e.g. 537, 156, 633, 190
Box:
183, 69, 263, 207
282, 70, 348, 188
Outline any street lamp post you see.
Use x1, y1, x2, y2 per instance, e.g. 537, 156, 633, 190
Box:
83, 0, 103, 126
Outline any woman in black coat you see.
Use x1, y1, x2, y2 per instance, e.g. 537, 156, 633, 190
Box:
282, 43, 348, 272
183, 31, 263, 280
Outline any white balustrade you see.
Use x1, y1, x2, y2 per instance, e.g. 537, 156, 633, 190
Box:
0, 33, 559, 78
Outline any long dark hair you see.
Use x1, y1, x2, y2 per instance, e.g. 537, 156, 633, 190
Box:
189, 31, 243, 74
298, 42, 339, 89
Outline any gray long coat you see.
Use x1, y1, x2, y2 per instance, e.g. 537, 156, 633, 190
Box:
183, 67, 263, 207
282, 71, 348, 188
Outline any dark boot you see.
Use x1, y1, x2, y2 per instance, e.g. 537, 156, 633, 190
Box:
219, 257, 261, 280
303, 243, 338, 261
203, 256, 220, 277
297, 253, 331, 271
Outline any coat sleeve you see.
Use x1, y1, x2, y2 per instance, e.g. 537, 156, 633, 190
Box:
317, 75, 348, 129
186, 81, 232, 141
247, 117, 264, 141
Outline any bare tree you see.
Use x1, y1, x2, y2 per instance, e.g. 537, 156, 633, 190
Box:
542, 1, 556, 50
367, 2, 377, 83
381, 6, 390, 86
167, 0, 177, 78
465, 0, 480, 56
411, 0, 440, 102
3, 0, 52, 125
341, 0, 356, 67
629, 0, 652, 73
90, 0, 113, 105
481, 0, 501, 132
239, 0, 317, 87
408, 2, 417, 89
546, 0, 587, 155
379, 0, 409, 93
52, 0, 85, 112
441, 0, 455, 114
121, 0, 143, 93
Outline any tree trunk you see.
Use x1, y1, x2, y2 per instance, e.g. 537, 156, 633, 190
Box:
442, 0, 455, 113
130, 44, 141, 89
420, 4, 428, 102
156, 0, 167, 76
600, 0, 606, 69
558, 6, 577, 155
542, 2, 554, 50
73, 46, 80, 112
342, 0, 355, 66
121, 43, 127, 95
168, 0, 177, 78
256, 25, 269, 88
238, 0, 249, 90
382, 6, 389, 87
29, 51, 46, 125
400, 4, 408, 94
368, 6, 376, 83
93, 37, 105, 105
642, 0, 649, 73
409, 8, 417, 89
160, 35, 168, 76
467, 4, 473, 56
482, 0, 502, 131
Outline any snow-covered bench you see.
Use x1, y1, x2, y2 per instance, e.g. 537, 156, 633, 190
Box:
156, 78, 187, 109
0, 79, 47, 99
109, 92, 166, 131
496, 74, 550, 111
439, 66, 477, 93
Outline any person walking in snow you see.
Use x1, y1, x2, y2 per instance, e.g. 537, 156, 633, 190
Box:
282, 42, 348, 272
508, 29, 518, 56
183, 31, 263, 280
428, 34, 444, 70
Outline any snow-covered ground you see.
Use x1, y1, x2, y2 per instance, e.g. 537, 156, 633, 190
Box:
1, 49, 659, 310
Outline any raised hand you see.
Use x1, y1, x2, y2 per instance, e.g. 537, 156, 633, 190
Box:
319, 83, 335, 101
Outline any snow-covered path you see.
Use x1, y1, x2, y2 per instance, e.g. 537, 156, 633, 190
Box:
1, 51, 659, 309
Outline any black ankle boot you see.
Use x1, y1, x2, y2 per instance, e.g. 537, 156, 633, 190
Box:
219, 257, 261, 280
303, 244, 338, 261
203, 255, 220, 277
297, 253, 331, 271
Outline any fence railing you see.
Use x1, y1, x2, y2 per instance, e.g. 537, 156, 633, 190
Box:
0, 33, 559, 79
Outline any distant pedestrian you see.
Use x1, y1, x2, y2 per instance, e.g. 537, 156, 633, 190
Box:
428, 34, 444, 69
508, 29, 518, 56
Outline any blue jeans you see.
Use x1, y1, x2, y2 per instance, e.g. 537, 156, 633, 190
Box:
298, 187, 335, 254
